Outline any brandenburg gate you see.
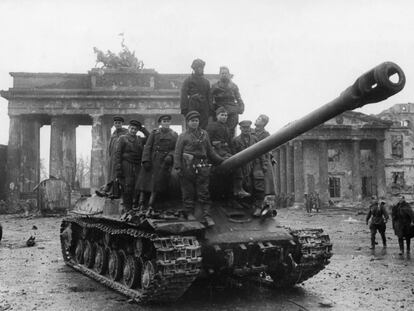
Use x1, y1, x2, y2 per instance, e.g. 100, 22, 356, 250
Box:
1, 67, 217, 202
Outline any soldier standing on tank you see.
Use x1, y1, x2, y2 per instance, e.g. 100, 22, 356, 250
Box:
210, 66, 244, 137
180, 59, 211, 130
206, 107, 250, 198
366, 196, 389, 249
232, 120, 267, 216
96, 116, 128, 197
174, 111, 224, 227
392, 195, 414, 255
114, 120, 149, 212
138, 115, 178, 213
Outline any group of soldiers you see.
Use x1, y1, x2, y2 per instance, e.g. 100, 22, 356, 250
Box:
366, 195, 414, 255
100, 58, 274, 227
304, 192, 321, 213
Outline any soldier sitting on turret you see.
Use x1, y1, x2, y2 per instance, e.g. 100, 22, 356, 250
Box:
137, 115, 178, 214
174, 111, 225, 227
232, 120, 267, 216
206, 107, 250, 198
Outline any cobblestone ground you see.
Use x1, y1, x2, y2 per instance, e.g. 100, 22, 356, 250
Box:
0, 206, 413, 311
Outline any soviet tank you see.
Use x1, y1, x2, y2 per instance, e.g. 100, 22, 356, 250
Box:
60, 62, 405, 303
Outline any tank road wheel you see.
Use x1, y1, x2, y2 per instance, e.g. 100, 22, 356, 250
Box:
141, 260, 155, 290
108, 250, 123, 281
83, 240, 96, 268
75, 240, 85, 264
123, 255, 142, 288
94, 244, 108, 275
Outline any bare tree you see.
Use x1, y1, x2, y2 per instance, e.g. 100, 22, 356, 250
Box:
76, 156, 90, 188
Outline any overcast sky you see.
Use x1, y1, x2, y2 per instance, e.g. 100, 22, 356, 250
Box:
0, 0, 413, 161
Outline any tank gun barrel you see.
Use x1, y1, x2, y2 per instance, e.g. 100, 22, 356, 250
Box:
218, 62, 406, 172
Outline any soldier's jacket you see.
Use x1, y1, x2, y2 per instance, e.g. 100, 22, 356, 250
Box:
174, 128, 223, 170
392, 201, 414, 237
210, 80, 244, 115
142, 128, 178, 163
107, 127, 128, 180
206, 121, 232, 156
180, 74, 211, 116
232, 134, 267, 175
114, 134, 146, 174
366, 203, 389, 225
252, 128, 270, 142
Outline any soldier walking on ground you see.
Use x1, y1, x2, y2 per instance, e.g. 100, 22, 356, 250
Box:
180, 59, 211, 129
114, 120, 149, 212
138, 115, 178, 212
174, 111, 224, 227
210, 66, 244, 137
366, 196, 389, 249
392, 195, 414, 255
233, 120, 267, 216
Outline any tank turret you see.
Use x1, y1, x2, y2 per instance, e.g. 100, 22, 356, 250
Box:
60, 62, 405, 304
219, 62, 405, 172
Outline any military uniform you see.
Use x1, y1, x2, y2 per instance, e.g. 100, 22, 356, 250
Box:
114, 131, 146, 211
392, 199, 414, 254
181, 75, 211, 129
210, 80, 244, 135
206, 120, 232, 157
108, 127, 128, 181
174, 120, 223, 219
232, 131, 266, 202
140, 127, 178, 194
366, 201, 389, 248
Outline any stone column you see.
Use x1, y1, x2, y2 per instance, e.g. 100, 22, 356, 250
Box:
90, 115, 106, 192
101, 116, 113, 184
376, 139, 386, 198
293, 140, 304, 202
50, 117, 77, 188
318, 140, 329, 204
20, 117, 41, 193
7, 116, 22, 204
286, 143, 294, 196
274, 149, 281, 194
280, 145, 287, 194
352, 139, 362, 201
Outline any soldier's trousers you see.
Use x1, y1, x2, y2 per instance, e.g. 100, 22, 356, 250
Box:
226, 113, 239, 137
179, 166, 211, 212
120, 161, 141, 210
370, 223, 386, 246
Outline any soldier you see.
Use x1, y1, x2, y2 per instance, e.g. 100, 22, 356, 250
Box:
392, 195, 414, 255
174, 110, 224, 226
252, 114, 275, 196
366, 196, 389, 249
180, 59, 211, 129
210, 66, 244, 136
304, 193, 311, 213
232, 120, 267, 216
114, 120, 148, 212
206, 107, 250, 198
96, 116, 128, 197
138, 115, 178, 211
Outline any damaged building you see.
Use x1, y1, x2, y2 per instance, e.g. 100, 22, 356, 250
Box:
273, 111, 392, 205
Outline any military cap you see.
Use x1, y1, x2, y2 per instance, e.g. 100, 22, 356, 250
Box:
258, 114, 269, 126
113, 116, 124, 122
239, 120, 252, 127
215, 106, 228, 115
191, 58, 206, 69
158, 114, 172, 123
185, 110, 200, 121
219, 66, 230, 73
129, 120, 142, 128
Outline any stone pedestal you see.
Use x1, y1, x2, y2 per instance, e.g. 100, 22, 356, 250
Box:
293, 140, 304, 202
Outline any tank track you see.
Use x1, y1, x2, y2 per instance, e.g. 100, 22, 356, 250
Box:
60, 217, 202, 303
269, 228, 333, 287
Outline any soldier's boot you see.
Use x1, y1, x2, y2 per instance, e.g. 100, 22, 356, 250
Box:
398, 238, 404, 255
145, 192, 156, 216
201, 204, 215, 227
233, 179, 251, 198
136, 192, 146, 212
369, 235, 375, 249
407, 238, 411, 254
381, 233, 387, 248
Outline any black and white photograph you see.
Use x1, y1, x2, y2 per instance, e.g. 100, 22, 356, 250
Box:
0, 1, 413, 310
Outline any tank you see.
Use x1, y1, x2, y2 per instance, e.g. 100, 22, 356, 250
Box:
60, 62, 405, 303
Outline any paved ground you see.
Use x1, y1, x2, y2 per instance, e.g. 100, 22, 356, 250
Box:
0, 206, 413, 311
